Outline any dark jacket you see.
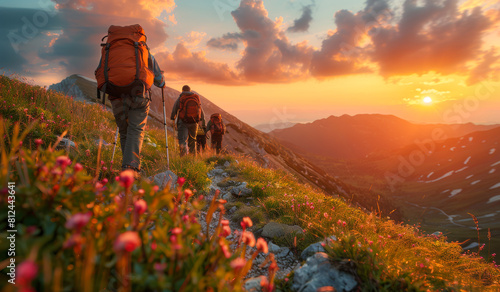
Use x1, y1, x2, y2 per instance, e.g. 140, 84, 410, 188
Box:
206, 119, 226, 136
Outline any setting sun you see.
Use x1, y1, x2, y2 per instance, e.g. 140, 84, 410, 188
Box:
423, 96, 433, 104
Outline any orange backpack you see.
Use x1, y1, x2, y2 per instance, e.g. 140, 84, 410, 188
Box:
210, 113, 224, 135
178, 94, 201, 123
95, 24, 154, 103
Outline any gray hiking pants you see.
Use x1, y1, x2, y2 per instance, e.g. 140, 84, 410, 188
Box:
110, 96, 150, 170
177, 120, 198, 156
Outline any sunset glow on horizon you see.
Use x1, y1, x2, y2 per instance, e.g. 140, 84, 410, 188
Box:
1, 0, 499, 126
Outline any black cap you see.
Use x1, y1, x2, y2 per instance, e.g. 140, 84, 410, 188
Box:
182, 85, 190, 92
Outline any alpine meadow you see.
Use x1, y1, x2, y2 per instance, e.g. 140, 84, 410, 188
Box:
1, 0, 500, 291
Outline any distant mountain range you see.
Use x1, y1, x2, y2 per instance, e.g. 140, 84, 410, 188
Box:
270, 113, 500, 251
270, 114, 499, 160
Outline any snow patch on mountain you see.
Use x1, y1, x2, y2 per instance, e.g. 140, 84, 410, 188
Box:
426, 171, 453, 183
449, 189, 462, 198
487, 195, 500, 204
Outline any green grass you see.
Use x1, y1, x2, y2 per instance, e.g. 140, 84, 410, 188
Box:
1, 75, 500, 291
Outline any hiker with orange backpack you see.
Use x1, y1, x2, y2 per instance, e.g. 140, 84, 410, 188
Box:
95, 24, 165, 178
170, 85, 206, 156
207, 113, 226, 154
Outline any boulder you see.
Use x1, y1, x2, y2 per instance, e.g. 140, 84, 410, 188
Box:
244, 277, 264, 292
209, 168, 225, 177
262, 222, 303, 239
149, 170, 177, 191
222, 192, 234, 201
268, 242, 281, 254
231, 182, 253, 197
301, 236, 337, 260
224, 161, 231, 167
292, 252, 357, 292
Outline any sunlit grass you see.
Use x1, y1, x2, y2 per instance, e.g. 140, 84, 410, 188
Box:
1, 75, 499, 290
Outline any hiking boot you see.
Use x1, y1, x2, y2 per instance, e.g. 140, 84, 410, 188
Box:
122, 165, 141, 180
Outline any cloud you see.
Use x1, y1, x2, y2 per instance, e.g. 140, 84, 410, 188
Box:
34, 0, 171, 77
207, 32, 243, 51
0, 7, 63, 75
231, 0, 313, 82
467, 48, 500, 85
370, 0, 493, 77
177, 31, 207, 48
287, 5, 313, 33
310, 0, 391, 77
154, 42, 245, 85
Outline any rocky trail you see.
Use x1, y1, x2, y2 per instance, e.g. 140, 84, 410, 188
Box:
173, 161, 359, 292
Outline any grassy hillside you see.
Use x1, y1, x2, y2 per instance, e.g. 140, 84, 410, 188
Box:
1, 75, 500, 291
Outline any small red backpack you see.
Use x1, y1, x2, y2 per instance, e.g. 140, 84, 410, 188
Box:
210, 113, 224, 135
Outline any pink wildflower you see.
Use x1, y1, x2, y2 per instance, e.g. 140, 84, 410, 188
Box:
56, 155, 71, 167
256, 238, 269, 254
230, 258, 246, 270
17, 260, 38, 286
114, 231, 141, 253
242, 231, 256, 247
118, 169, 135, 189
177, 177, 186, 187
241, 217, 253, 230
134, 199, 147, 215
73, 163, 83, 173
65, 212, 91, 232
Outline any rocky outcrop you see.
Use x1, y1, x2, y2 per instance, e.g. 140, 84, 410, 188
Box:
292, 252, 357, 292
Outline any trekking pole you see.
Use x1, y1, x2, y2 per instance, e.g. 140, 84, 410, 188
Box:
162, 87, 170, 170
111, 126, 119, 164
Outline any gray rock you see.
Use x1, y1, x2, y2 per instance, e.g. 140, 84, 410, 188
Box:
268, 242, 281, 254
228, 206, 238, 214
301, 236, 337, 260
149, 170, 177, 191
59, 138, 78, 149
147, 142, 157, 148
209, 168, 225, 177
262, 222, 303, 239
292, 252, 357, 292
222, 192, 233, 201
224, 161, 231, 167
231, 182, 253, 197
244, 277, 264, 292
277, 247, 291, 259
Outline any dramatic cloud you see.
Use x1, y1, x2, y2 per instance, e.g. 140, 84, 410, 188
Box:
154, 43, 244, 85
310, 0, 391, 77
370, 0, 493, 77
15, 0, 172, 79
231, 0, 313, 82
287, 5, 313, 33
207, 32, 243, 51
0, 7, 63, 74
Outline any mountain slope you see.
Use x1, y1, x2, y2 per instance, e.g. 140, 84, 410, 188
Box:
49, 75, 399, 217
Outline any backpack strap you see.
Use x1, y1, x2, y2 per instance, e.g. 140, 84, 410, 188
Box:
98, 43, 111, 104
134, 42, 140, 81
